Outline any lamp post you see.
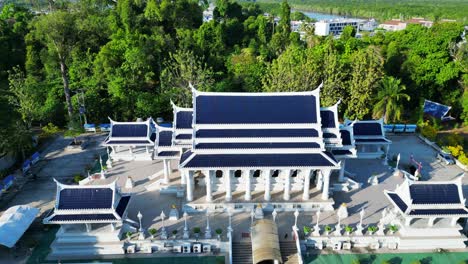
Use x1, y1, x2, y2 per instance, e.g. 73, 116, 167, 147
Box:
183, 212, 189, 239
272, 209, 278, 222
106, 147, 113, 169
205, 210, 211, 239
313, 210, 321, 236
227, 208, 233, 233
250, 208, 255, 231
294, 209, 299, 229
160, 211, 167, 239
137, 211, 144, 240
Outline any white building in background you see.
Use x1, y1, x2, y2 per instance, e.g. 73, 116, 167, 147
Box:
314, 19, 362, 36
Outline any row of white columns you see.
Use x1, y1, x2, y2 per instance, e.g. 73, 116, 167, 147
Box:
183, 169, 331, 202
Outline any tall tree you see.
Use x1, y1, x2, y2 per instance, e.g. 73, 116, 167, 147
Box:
347, 45, 384, 119
32, 11, 77, 119
372, 76, 410, 123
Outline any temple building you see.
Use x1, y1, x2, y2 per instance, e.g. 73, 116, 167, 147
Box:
104, 118, 156, 161
345, 119, 391, 159
385, 178, 468, 249
178, 85, 344, 212
43, 180, 131, 258
170, 101, 194, 149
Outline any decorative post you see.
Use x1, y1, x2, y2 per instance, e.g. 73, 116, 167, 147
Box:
313, 210, 321, 236
293, 210, 299, 230
227, 208, 233, 234
183, 212, 189, 239
356, 208, 365, 236
99, 155, 106, 179
160, 211, 167, 239
205, 210, 212, 239
335, 203, 348, 236
272, 209, 278, 223
137, 211, 144, 240
106, 147, 113, 169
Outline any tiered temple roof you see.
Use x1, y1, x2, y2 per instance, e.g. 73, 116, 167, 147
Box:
179, 85, 339, 169
104, 118, 156, 146
153, 123, 180, 158
320, 100, 342, 148
43, 180, 131, 224
346, 118, 391, 145
385, 178, 468, 217
171, 101, 193, 147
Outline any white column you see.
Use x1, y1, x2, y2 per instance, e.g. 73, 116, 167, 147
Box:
283, 170, 291, 201
427, 217, 436, 227
302, 170, 311, 201
321, 169, 331, 200
205, 170, 212, 202
145, 146, 149, 154
244, 170, 251, 201
316, 171, 323, 191
338, 160, 346, 182
264, 170, 271, 201
404, 217, 412, 226
85, 223, 92, 232
186, 171, 194, 202
451, 217, 459, 226
129, 147, 133, 155
181, 170, 187, 185
163, 159, 170, 183
225, 170, 232, 202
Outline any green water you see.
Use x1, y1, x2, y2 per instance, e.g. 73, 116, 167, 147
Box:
305, 252, 468, 264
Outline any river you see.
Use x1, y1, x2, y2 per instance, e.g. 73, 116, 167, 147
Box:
294, 10, 358, 21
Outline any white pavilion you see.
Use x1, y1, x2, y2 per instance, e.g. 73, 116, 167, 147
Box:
385, 177, 468, 249
43, 180, 131, 258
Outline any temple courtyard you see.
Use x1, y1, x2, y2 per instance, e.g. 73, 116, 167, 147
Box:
0, 133, 467, 263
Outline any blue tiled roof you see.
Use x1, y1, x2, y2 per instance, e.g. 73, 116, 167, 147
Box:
331, 150, 353, 155
340, 130, 352, 145
196, 129, 319, 138
116, 196, 131, 217
323, 133, 337, 139
409, 208, 468, 215
355, 138, 390, 143
158, 131, 173, 147
158, 151, 180, 157
111, 124, 148, 137
182, 153, 335, 168
180, 150, 193, 164
320, 110, 335, 128
195, 142, 321, 149
176, 111, 193, 129
50, 214, 117, 222
176, 134, 192, 139
106, 140, 153, 145
196, 95, 318, 124
409, 184, 460, 204
388, 193, 408, 212
58, 188, 113, 210
353, 122, 382, 136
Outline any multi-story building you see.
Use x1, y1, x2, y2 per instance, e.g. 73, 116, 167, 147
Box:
314, 19, 361, 36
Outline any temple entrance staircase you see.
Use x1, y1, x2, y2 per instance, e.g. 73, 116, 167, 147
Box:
232, 241, 253, 264
280, 241, 300, 264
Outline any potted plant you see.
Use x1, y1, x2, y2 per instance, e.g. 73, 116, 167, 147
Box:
345, 225, 353, 235
125, 231, 133, 240
367, 225, 378, 235
303, 226, 313, 236
324, 225, 332, 235
193, 227, 201, 239
149, 228, 157, 239
215, 228, 223, 240
172, 230, 178, 239
388, 225, 398, 235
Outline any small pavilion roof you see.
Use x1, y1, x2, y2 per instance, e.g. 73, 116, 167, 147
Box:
44, 180, 131, 224
384, 178, 468, 217
320, 100, 342, 148
104, 118, 155, 146
171, 101, 194, 147
345, 118, 391, 145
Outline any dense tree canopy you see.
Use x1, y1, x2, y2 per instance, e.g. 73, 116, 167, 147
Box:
0, 0, 466, 160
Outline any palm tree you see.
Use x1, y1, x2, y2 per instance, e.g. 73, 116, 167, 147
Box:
372, 76, 410, 123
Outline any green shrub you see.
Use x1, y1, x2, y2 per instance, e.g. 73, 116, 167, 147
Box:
345, 225, 353, 233
149, 228, 157, 235
303, 226, 312, 235
42, 123, 61, 135
420, 124, 438, 141
193, 227, 201, 234
172, 230, 178, 235
325, 225, 332, 232
367, 225, 378, 232
215, 228, 223, 235
73, 174, 84, 183
389, 225, 399, 232
447, 145, 463, 158
458, 154, 468, 165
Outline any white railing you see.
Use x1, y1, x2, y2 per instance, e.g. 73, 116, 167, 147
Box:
293, 227, 303, 264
